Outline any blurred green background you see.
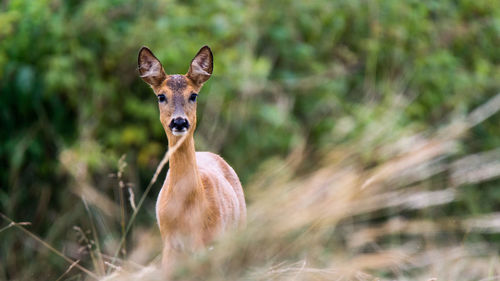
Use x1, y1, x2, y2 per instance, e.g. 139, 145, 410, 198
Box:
1, 0, 500, 280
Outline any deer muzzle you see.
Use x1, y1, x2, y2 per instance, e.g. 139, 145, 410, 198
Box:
169, 117, 190, 136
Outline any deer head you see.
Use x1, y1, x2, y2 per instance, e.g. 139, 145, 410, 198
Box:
138, 46, 213, 140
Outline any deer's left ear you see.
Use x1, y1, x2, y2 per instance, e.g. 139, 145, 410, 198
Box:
138, 46, 166, 87
187, 46, 213, 86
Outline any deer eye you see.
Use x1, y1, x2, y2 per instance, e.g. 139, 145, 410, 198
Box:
158, 94, 167, 103
189, 93, 198, 102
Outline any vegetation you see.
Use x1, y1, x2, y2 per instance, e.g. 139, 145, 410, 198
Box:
1, 0, 500, 280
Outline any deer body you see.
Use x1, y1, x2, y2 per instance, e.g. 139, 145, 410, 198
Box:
156, 150, 245, 250
138, 46, 246, 270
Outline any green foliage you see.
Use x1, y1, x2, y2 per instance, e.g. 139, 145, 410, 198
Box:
1, 0, 500, 279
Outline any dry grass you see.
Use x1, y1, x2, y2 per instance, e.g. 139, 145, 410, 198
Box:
3, 95, 500, 281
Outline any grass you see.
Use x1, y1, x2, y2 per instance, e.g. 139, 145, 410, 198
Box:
3, 95, 500, 281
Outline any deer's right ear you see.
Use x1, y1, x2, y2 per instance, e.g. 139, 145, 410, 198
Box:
186, 46, 213, 86
138, 46, 166, 87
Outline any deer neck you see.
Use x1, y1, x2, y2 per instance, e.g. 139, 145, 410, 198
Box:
166, 134, 203, 198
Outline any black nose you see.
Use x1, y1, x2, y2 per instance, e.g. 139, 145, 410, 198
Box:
169, 117, 190, 131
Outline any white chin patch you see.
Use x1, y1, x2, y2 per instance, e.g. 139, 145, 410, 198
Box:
172, 129, 188, 136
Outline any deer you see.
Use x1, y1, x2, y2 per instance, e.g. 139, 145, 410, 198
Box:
137, 45, 246, 271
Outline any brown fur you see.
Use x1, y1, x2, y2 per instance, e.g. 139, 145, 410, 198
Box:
138, 46, 246, 272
